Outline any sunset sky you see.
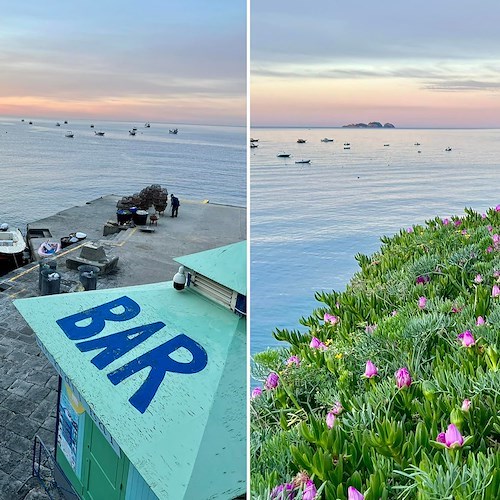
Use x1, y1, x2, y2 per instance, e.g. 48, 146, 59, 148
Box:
0, 1, 246, 125
251, 0, 500, 128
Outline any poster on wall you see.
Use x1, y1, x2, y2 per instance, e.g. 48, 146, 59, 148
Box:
58, 382, 85, 474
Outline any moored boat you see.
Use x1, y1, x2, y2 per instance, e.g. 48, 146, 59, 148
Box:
297, 138, 306, 143
0, 224, 27, 272
65, 131, 74, 138
250, 138, 259, 142
95, 131, 105, 136
169, 128, 179, 134
276, 152, 291, 158
321, 138, 334, 142
250, 142, 258, 148
295, 159, 311, 164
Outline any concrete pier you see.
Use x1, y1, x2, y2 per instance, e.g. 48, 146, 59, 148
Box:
0, 195, 246, 498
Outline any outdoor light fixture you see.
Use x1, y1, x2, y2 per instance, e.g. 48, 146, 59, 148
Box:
173, 266, 186, 290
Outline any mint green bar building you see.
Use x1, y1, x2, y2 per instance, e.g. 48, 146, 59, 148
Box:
15, 241, 246, 500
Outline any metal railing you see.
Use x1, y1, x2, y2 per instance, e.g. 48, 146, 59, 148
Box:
32, 434, 79, 499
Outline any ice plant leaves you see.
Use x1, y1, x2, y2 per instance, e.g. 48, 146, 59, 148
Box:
251, 206, 500, 499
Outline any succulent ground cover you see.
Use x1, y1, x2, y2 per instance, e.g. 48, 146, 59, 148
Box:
251, 206, 500, 499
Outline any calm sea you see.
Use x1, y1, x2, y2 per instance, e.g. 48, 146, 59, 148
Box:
250, 128, 500, 356
0, 117, 246, 231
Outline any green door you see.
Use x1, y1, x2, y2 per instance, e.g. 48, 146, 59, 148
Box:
82, 416, 128, 500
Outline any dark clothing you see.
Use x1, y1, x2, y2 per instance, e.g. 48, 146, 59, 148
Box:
171, 196, 180, 217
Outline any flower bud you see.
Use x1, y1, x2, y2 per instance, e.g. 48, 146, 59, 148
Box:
450, 408, 464, 430
421, 380, 437, 401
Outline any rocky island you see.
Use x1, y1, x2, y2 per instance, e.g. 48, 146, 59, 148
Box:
342, 121, 395, 128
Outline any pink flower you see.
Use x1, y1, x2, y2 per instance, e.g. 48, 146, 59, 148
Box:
476, 316, 485, 326
474, 274, 483, 284
494, 270, 500, 278
496, 204, 500, 211
444, 423, 464, 448
487, 246, 494, 253
363, 360, 378, 378
407, 227, 413, 233
395, 367, 412, 388
461, 229, 467, 235
457, 330, 475, 347
462, 399, 472, 412
492, 285, 500, 298
265, 372, 279, 390
251, 387, 262, 399
391, 310, 397, 316
442, 218, 449, 225
454, 219, 462, 227
331, 401, 343, 415
418, 296, 427, 309
436, 432, 446, 444
487, 225, 493, 232
302, 480, 317, 500
270, 483, 295, 499
493, 234, 499, 245
287, 355, 300, 366
481, 213, 487, 219
348, 487, 365, 500
326, 411, 336, 429
310, 337, 327, 350
416, 275, 430, 285
324, 313, 339, 325
365, 324, 377, 334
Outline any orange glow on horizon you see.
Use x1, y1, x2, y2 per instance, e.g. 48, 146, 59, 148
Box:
0, 95, 245, 125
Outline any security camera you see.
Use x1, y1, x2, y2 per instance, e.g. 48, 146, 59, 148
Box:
173, 266, 186, 290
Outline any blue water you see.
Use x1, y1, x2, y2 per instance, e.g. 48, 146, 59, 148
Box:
0, 117, 246, 230
250, 128, 500, 356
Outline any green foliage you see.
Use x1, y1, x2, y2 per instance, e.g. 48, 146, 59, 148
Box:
251, 207, 500, 499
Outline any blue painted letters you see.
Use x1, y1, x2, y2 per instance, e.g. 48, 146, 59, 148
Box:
56, 296, 208, 413
57, 296, 140, 340
108, 334, 208, 413
75, 321, 166, 369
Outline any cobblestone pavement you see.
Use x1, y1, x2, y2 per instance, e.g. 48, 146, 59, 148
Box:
0, 286, 58, 499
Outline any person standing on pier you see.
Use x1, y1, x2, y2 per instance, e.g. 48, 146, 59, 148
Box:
170, 194, 180, 217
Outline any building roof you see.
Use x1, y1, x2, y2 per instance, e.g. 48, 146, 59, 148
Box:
174, 240, 246, 296
15, 281, 246, 499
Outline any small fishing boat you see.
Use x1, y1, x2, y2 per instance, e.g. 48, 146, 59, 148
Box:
0, 224, 27, 271
384, 144, 390, 146
94, 131, 105, 136
250, 138, 259, 142
64, 121, 68, 124
145, 122, 151, 128
297, 139, 306, 143
414, 142, 420, 146
56, 122, 61, 127
295, 159, 311, 164
65, 131, 74, 138
445, 147, 452, 151
344, 146, 351, 150
276, 152, 291, 158
37, 241, 61, 258
321, 138, 334, 142
169, 128, 178, 134
90, 124, 95, 128
344, 142, 350, 146
250, 143, 258, 148
129, 130, 136, 136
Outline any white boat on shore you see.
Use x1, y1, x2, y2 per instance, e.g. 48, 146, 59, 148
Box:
0, 224, 26, 271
